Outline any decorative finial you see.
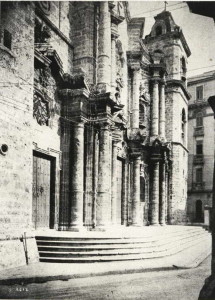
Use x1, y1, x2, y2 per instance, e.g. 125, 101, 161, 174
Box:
164, 1, 168, 11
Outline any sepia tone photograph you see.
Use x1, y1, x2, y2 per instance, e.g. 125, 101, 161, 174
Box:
0, 0, 215, 299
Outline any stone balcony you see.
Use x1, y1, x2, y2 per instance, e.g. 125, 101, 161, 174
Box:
194, 126, 204, 137
192, 182, 205, 191
193, 154, 204, 164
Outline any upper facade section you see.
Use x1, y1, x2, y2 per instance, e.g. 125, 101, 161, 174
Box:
143, 11, 191, 86
144, 11, 191, 58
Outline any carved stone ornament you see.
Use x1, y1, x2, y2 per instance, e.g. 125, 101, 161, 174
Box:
37, 2, 51, 15
35, 17, 51, 44
33, 93, 50, 126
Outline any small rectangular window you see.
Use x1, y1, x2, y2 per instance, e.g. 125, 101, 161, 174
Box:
196, 168, 203, 183
3, 29, 12, 50
196, 86, 203, 101
196, 141, 203, 155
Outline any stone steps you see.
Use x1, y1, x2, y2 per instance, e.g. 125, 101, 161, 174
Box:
36, 227, 210, 263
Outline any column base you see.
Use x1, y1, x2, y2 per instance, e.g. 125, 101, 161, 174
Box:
68, 225, 87, 232
150, 223, 160, 226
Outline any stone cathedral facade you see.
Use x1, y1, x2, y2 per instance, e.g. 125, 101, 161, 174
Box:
0, 1, 190, 269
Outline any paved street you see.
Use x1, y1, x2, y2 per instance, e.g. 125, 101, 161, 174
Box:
0, 256, 211, 300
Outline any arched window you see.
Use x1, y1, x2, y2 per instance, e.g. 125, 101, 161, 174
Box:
196, 112, 203, 127
155, 26, 162, 36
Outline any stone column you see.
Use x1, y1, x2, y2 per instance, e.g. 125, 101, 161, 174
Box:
151, 80, 159, 136
97, 2, 111, 93
159, 82, 166, 138
151, 161, 160, 225
70, 122, 85, 231
92, 130, 99, 228
96, 123, 111, 228
59, 119, 71, 230
131, 68, 140, 129
111, 141, 118, 225
165, 164, 169, 224
132, 155, 141, 226
122, 161, 128, 226
160, 161, 166, 225
111, 34, 117, 95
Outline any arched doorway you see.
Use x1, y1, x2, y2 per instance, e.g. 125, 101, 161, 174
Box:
195, 199, 203, 222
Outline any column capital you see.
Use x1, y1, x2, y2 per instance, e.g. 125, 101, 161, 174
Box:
72, 117, 88, 126
99, 121, 112, 131
150, 77, 161, 84
111, 31, 119, 40
160, 79, 166, 86
130, 153, 141, 160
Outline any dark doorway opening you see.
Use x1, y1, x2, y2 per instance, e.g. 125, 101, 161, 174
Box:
195, 199, 203, 222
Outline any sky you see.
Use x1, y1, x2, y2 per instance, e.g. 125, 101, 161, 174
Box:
129, 1, 215, 77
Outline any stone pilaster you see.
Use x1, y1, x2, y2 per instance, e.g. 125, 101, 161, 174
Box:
131, 68, 141, 129
160, 161, 166, 225
96, 123, 111, 228
69, 121, 85, 231
159, 82, 166, 139
97, 2, 111, 93
111, 140, 118, 225
132, 155, 141, 226
111, 34, 118, 95
151, 161, 160, 225
151, 79, 159, 137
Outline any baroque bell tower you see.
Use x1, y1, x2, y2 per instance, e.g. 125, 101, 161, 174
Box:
143, 11, 191, 224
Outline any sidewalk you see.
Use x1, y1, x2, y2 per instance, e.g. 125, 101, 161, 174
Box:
0, 234, 211, 286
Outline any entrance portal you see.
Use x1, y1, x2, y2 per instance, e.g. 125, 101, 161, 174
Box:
32, 151, 55, 229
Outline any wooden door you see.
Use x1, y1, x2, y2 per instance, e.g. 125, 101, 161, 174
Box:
33, 152, 55, 229
116, 159, 122, 225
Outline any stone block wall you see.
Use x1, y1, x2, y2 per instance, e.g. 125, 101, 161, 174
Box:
0, 1, 73, 270
0, 2, 36, 270
165, 88, 188, 223
169, 145, 187, 223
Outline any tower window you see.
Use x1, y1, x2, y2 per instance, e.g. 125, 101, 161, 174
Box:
196, 86, 203, 101
181, 57, 186, 81
181, 108, 186, 142
196, 140, 203, 155
155, 26, 162, 36
196, 112, 203, 127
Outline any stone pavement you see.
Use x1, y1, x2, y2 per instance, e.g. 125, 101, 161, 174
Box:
0, 233, 211, 286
